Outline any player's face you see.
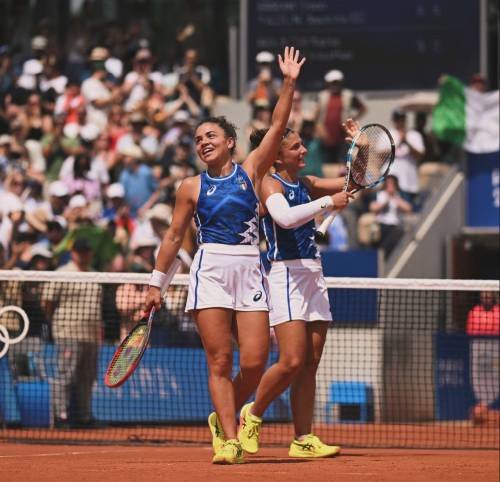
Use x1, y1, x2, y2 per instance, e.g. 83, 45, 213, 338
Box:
194, 123, 234, 165
280, 132, 307, 172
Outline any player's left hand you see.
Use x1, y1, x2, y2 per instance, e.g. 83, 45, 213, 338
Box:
343, 118, 362, 144
278, 46, 306, 81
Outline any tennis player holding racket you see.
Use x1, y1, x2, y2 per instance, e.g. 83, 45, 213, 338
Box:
237, 120, 363, 458
144, 46, 305, 464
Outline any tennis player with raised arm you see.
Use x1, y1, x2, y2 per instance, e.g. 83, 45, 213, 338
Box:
237, 120, 360, 458
144, 47, 305, 464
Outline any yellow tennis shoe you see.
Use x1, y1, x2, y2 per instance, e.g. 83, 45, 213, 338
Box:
208, 412, 225, 453
288, 434, 341, 458
212, 439, 245, 464
238, 402, 262, 454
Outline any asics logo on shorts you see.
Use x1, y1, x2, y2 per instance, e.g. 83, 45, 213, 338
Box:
288, 191, 295, 200
207, 185, 217, 196
253, 290, 263, 302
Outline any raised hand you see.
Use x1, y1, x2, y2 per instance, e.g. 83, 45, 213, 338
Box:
278, 46, 306, 81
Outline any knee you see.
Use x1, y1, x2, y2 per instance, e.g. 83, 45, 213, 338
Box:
280, 355, 305, 376
239, 357, 267, 379
208, 351, 232, 377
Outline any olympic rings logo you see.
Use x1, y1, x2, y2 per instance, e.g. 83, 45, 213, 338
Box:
0, 306, 30, 359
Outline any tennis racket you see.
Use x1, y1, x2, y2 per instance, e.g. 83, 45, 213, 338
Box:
105, 258, 181, 388
316, 123, 395, 238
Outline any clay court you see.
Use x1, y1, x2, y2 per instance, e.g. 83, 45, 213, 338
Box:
1, 443, 498, 482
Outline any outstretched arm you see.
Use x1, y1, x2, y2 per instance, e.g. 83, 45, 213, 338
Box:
243, 46, 306, 180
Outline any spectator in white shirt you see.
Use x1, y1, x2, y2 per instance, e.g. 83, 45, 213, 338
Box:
389, 109, 424, 207
122, 48, 163, 113
369, 175, 412, 257
81, 47, 119, 130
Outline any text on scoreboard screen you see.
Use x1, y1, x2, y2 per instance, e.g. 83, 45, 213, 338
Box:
247, 0, 479, 91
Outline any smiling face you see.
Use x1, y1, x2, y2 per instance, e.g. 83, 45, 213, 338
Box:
194, 123, 234, 166
276, 131, 308, 174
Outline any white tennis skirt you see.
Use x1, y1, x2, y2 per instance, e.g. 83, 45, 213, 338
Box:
267, 258, 332, 327
185, 243, 269, 312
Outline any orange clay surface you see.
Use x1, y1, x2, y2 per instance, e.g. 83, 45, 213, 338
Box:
0, 444, 498, 482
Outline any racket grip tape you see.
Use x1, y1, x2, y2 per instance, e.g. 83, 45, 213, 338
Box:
316, 209, 339, 236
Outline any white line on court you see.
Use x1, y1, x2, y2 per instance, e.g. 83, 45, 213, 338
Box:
0, 448, 140, 459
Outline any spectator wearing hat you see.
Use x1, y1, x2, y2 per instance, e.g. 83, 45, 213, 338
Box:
47, 180, 70, 216
122, 48, 163, 113
369, 174, 413, 257
116, 111, 159, 163
175, 48, 213, 117
118, 144, 158, 218
41, 114, 81, 181
128, 228, 158, 273
102, 182, 135, 249
315, 69, 367, 164
144, 202, 193, 272
157, 135, 197, 204
41, 236, 102, 428
161, 110, 193, 149
81, 47, 120, 130
389, 109, 424, 206
247, 51, 282, 109
60, 151, 102, 204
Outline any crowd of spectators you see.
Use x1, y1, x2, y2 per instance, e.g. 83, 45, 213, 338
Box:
0, 28, 468, 274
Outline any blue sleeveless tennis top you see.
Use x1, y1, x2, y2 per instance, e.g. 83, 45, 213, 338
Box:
195, 163, 259, 245
262, 174, 319, 261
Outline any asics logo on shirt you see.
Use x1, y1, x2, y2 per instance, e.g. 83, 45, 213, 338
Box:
207, 185, 217, 196
288, 191, 295, 200
237, 175, 247, 190
253, 290, 263, 302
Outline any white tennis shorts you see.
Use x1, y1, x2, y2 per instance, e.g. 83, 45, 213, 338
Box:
267, 258, 332, 327
185, 243, 269, 312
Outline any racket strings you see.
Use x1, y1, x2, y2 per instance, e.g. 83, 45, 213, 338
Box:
351, 126, 393, 187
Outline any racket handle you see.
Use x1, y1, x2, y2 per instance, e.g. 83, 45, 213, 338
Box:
316, 209, 339, 236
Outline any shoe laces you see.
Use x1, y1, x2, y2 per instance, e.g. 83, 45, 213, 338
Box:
225, 440, 242, 455
300, 434, 322, 448
244, 418, 261, 439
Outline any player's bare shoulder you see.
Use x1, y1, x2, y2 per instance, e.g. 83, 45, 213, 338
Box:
176, 174, 201, 206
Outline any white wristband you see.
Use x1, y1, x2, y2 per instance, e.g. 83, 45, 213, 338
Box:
149, 269, 168, 289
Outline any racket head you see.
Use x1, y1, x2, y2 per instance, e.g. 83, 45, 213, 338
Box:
346, 123, 395, 190
104, 307, 155, 388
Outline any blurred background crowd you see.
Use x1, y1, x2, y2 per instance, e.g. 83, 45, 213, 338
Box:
0, 11, 495, 274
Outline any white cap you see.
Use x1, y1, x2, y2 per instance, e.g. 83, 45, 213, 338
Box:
31, 35, 48, 50
0, 134, 13, 145
172, 110, 190, 123
324, 69, 344, 83
30, 243, 53, 260
105, 57, 123, 78
63, 123, 80, 139
17, 74, 36, 90
23, 59, 43, 76
49, 180, 69, 197
106, 183, 125, 199
69, 194, 87, 208
5, 196, 24, 214
80, 123, 100, 142
119, 144, 143, 159
130, 232, 158, 251
256, 51, 274, 63
146, 203, 172, 224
